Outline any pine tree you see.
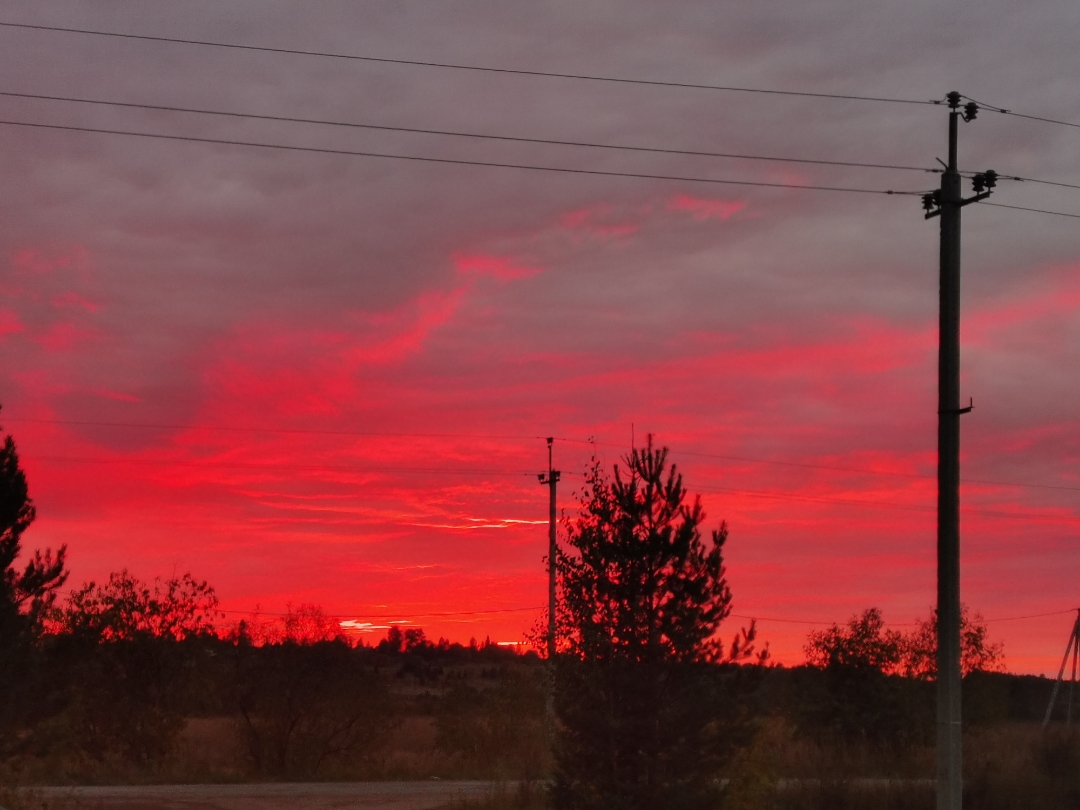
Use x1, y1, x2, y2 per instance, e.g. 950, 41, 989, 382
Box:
0, 406, 67, 746
552, 437, 764, 810
0, 407, 67, 634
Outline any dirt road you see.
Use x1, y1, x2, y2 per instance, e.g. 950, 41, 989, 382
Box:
32, 781, 505, 810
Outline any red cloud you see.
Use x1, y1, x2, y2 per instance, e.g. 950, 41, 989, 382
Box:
667, 194, 747, 221
0, 308, 23, 338
453, 253, 541, 280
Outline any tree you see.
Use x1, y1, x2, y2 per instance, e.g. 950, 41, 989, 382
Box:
0, 409, 67, 750
901, 604, 1005, 679
55, 569, 220, 641
804, 608, 905, 673
553, 438, 764, 810
801, 608, 922, 745
800, 605, 1004, 746
47, 570, 221, 764
803, 604, 1005, 679
0, 408, 67, 636
233, 638, 392, 777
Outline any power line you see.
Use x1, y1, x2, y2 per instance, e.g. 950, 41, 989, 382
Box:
6, 417, 550, 443
222, 605, 545, 620
984, 609, 1078, 623
15, 418, 1076, 494
0, 21, 940, 106
997, 175, 1080, 193
961, 94, 1080, 131
32, 454, 1074, 522
734, 607, 1079, 626
982, 202, 1080, 220
696, 482, 1080, 524
577, 437, 1080, 493
32, 455, 538, 477
0, 118, 926, 195
0, 89, 939, 175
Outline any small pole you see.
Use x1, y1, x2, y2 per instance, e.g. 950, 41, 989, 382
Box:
1044, 610, 1080, 727
1068, 627, 1078, 727
539, 438, 560, 718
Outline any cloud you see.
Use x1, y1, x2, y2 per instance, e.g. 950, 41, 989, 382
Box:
667, 195, 747, 222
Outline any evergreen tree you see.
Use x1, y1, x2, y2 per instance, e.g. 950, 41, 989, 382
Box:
0, 406, 67, 746
553, 437, 764, 810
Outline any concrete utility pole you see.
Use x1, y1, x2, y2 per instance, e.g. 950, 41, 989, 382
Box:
923, 91, 996, 810
538, 438, 560, 713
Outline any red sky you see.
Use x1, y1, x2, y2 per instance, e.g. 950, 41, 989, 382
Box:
2, 1, 1079, 672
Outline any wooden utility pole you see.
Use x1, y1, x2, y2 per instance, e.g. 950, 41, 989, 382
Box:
1043, 610, 1080, 728
923, 90, 995, 810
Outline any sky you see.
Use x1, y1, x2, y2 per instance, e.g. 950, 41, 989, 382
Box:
0, 0, 1078, 672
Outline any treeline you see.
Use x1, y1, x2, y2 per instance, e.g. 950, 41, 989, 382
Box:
5, 413, 1079, 808
3, 570, 548, 783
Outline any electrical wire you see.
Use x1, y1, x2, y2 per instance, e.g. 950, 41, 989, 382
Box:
982, 202, 1080, 220
220, 605, 545, 620
31, 455, 538, 477
0, 118, 926, 195
695, 482, 1080, 524
576, 437, 1080, 493
734, 607, 1079, 626
12, 418, 1079, 494
6, 417, 551, 443
961, 94, 1080, 131
0, 89, 940, 175
983, 609, 1078, 623
0, 22, 940, 106
997, 175, 1080, 192
36, 453, 1076, 523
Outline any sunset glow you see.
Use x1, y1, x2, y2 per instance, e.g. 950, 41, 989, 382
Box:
2, 3, 1078, 674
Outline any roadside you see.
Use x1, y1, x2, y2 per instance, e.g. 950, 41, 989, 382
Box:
17, 781, 507, 810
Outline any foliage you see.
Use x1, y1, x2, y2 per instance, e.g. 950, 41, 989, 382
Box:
232, 638, 394, 777
435, 667, 547, 778
552, 438, 764, 810
0, 410, 68, 633
32, 569, 221, 766
800, 606, 1004, 747
805, 608, 905, 673
557, 440, 762, 665
902, 605, 1005, 679
53, 569, 220, 641
805, 605, 1004, 681
232, 603, 346, 645
0, 410, 67, 755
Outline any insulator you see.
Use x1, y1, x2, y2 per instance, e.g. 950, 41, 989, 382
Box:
984, 170, 998, 189
964, 102, 979, 121
972, 174, 986, 193
922, 193, 936, 212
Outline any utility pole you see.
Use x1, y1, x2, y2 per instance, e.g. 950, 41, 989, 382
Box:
1042, 609, 1080, 728
538, 437, 560, 716
923, 91, 996, 810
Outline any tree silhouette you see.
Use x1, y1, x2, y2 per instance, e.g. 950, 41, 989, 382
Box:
553, 437, 764, 810
0, 408, 67, 749
804, 608, 905, 674
56, 569, 220, 641
0, 408, 67, 636
902, 604, 1004, 679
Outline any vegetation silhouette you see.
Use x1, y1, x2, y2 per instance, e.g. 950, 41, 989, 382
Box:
0, 406, 67, 758
552, 437, 766, 810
